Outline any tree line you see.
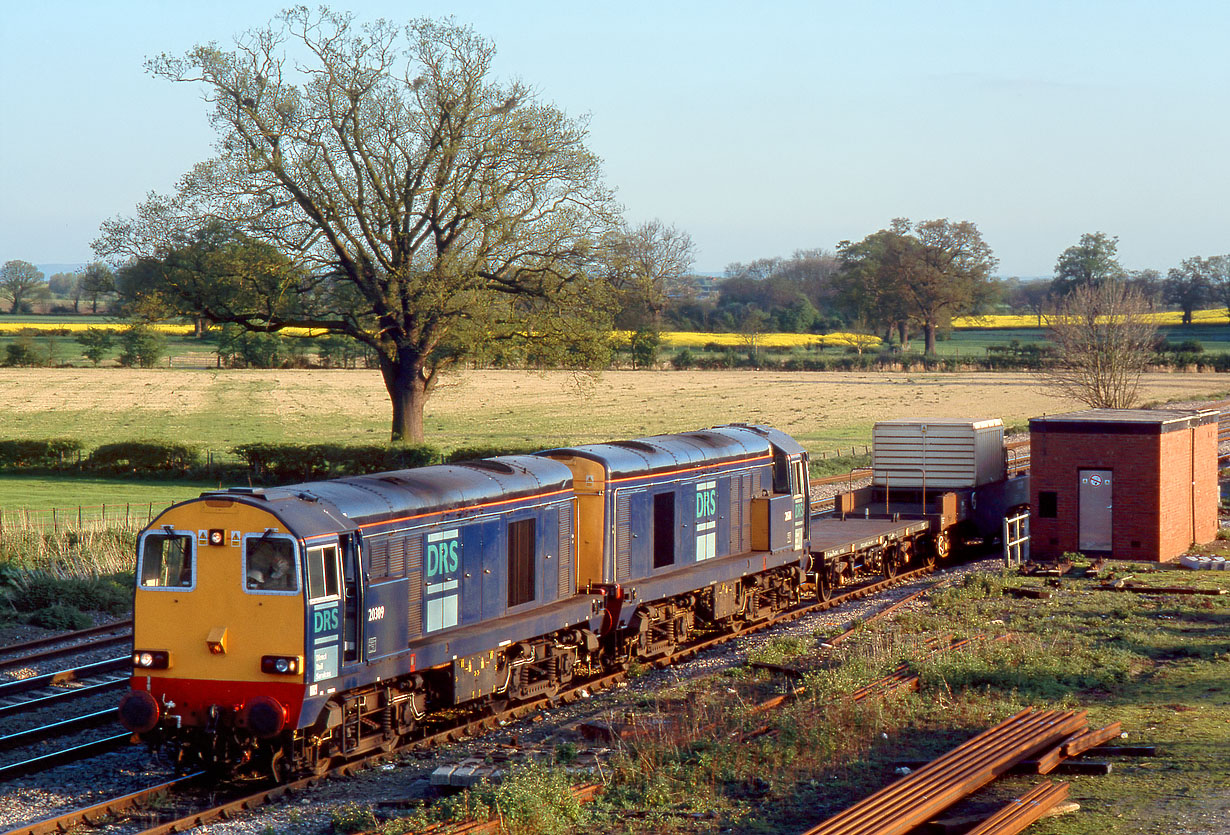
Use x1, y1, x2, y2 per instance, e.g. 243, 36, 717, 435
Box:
3, 8, 1225, 440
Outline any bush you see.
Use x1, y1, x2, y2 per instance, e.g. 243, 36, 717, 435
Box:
76, 328, 114, 365
5, 571, 131, 617
5, 336, 42, 367
89, 441, 201, 473
232, 443, 441, 483
27, 604, 93, 631
117, 325, 167, 368
0, 438, 82, 469
445, 443, 545, 463
671, 348, 696, 370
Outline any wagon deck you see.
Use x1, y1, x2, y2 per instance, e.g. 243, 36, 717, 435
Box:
808, 515, 932, 560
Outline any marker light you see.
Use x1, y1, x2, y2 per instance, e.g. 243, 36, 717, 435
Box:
208, 529, 225, 546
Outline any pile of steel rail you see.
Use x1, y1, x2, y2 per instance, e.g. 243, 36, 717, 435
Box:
801, 708, 1088, 835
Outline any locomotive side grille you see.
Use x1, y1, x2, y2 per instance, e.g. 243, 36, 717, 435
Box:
368, 537, 389, 579
558, 508, 574, 598
728, 474, 742, 554
406, 535, 423, 639
388, 536, 406, 577
615, 492, 631, 581
730, 472, 752, 554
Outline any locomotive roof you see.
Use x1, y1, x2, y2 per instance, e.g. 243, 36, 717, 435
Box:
199, 454, 573, 533
543, 424, 792, 478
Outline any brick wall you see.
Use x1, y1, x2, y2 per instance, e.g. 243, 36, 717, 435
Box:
1030, 421, 1217, 562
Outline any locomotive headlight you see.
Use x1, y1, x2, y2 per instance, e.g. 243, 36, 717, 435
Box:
132, 650, 170, 669
208, 529, 225, 546
260, 655, 302, 675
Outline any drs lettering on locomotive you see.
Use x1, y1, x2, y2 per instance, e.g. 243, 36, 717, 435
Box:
696, 486, 717, 519
425, 530, 460, 632
695, 481, 717, 561
312, 606, 339, 634
426, 537, 459, 579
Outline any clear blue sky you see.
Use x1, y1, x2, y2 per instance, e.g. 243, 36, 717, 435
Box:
1, 0, 1226, 278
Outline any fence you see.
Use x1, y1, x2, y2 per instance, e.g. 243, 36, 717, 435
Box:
0, 501, 183, 534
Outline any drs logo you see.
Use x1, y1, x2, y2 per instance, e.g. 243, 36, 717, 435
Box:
312, 606, 339, 635
696, 486, 717, 519
427, 536, 459, 579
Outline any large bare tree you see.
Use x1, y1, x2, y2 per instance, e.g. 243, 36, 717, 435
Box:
95, 9, 618, 442
1044, 280, 1157, 409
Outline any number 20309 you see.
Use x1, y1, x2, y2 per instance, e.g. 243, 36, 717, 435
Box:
367, 605, 385, 622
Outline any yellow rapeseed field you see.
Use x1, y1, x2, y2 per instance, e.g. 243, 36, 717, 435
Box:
953, 308, 1230, 328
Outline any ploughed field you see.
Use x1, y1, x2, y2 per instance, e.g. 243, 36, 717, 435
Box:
1, 368, 1228, 453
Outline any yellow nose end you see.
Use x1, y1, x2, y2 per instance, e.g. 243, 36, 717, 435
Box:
206, 626, 228, 655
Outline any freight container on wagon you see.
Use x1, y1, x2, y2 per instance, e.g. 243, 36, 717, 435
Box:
872, 419, 1006, 490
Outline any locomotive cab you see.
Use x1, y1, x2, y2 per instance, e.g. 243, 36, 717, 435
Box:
120, 498, 314, 770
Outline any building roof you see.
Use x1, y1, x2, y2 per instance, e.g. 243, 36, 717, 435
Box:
1030, 409, 1218, 434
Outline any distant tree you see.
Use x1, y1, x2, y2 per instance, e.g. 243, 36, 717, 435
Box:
627, 328, 662, 369
834, 229, 918, 348
1125, 268, 1163, 311
95, 9, 617, 443
75, 328, 114, 365
1050, 232, 1124, 297
47, 272, 79, 298
79, 263, 115, 314
719, 249, 842, 333
1044, 280, 1157, 409
608, 219, 695, 333
1204, 255, 1230, 320
1001, 277, 1051, 325
1163, 257, 1212, 324
836, 219, 997, 355
0, 260, 47, 313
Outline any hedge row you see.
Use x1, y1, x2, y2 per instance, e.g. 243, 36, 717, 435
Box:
232, 443, 440, 483
0, 440, 562, 484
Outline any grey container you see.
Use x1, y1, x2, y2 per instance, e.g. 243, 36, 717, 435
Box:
872, 419, 1006, 489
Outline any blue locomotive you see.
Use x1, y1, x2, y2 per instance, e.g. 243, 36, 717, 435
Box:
119, 425, 812, 776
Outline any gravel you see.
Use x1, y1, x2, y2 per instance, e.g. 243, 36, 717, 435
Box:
0, 555, 1003, 835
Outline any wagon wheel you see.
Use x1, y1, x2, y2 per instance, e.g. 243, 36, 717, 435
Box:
884, 547, 900, 579
934, 530, 951, 561
817, 569, 832, 602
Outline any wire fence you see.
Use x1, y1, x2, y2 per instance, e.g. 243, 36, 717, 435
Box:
0, 501, 185, 534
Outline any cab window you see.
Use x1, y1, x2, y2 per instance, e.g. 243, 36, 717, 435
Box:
139, 532, 194, 589
307, 544, 341, 602
245, 536, 299, 593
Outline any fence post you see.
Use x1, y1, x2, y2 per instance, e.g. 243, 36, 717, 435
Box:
78, 506, 82, 528
126, 503, 130, 529
52, 508, 57, 533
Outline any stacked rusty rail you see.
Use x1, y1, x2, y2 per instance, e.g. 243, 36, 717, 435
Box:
964, 780, 1070, 835
801, 708, 1087, 835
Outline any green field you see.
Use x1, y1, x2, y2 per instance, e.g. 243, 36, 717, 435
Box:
0, 474, 216, 512
2, 366, 1229, 513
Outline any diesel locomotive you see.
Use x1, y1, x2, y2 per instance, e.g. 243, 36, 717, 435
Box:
119, 425, 819, 778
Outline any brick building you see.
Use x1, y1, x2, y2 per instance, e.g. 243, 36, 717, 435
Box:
1029, 409, 1218, 562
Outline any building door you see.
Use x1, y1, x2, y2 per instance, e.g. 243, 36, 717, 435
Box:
1078, 469, 1113, 552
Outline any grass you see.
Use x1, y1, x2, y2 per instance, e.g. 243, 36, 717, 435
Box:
0, 474, 217, 511
382, 559, 1229, 834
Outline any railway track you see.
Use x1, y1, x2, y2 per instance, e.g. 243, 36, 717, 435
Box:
3, 563, 939, 835
0, 621, 133, 675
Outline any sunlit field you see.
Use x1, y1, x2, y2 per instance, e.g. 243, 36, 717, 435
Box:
2, 367, 1227, 453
